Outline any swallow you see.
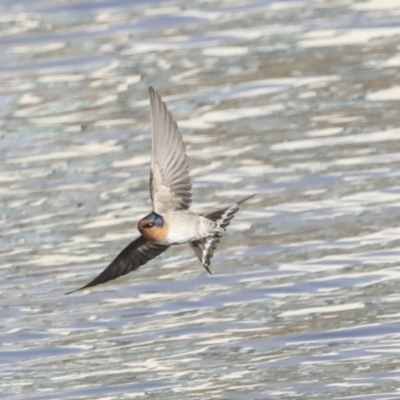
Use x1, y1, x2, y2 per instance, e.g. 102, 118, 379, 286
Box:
67, 87, 255, 294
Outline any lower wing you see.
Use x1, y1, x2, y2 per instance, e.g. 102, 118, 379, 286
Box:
67, 236, 169, 294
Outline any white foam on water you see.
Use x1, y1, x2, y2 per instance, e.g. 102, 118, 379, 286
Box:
202, 46, 248, 57
352, 0, 400, 11
280, 302, 365, 317
271, 129, 400, 151
367, 86, 400, 101
300, 28, 400, 48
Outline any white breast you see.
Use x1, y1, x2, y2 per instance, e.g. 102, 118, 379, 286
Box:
162, 211, 217, 245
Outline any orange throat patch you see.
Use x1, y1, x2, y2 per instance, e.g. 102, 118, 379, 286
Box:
140, 223, 169, 243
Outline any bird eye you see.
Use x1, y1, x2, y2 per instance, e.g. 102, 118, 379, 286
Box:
147, 223, 153, 228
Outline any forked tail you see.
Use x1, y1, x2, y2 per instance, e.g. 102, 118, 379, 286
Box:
189, 194, 256, 274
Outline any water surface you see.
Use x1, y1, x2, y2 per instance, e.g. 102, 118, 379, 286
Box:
2, 0, 400, 399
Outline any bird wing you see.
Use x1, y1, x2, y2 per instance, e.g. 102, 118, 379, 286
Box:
67, 236, 169, 294
149, 86, 192, 214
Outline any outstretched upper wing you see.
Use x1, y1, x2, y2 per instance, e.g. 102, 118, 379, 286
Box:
149, 86, 192, 214
67, 236, 169, 294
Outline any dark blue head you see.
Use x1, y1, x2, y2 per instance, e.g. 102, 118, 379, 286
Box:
138, 212, 164, 230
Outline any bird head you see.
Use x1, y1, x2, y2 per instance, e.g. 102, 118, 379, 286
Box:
138, 212, 167, 243
138, 212, 164, 231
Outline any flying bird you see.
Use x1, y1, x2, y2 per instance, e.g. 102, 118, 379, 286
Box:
67, 87, 255, 294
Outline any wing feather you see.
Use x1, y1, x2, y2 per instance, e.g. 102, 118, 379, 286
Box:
149, 87, 192, 213
67, 236, 168, 294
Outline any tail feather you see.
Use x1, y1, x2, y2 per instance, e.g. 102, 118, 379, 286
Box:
189, 195, 255, 273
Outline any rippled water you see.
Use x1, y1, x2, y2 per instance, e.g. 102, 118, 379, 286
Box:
3, 0, 400, 399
